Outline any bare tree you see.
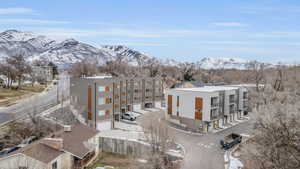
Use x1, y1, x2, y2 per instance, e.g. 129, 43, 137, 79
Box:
69, 60, 98, 77
0, 62, 17, 88
140, 113, 180, 169
178, 62, 196, 81
241, 65, 300, 169
5, 55, 31, 89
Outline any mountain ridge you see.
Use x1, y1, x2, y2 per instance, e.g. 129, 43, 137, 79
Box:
0, 30, 269, 69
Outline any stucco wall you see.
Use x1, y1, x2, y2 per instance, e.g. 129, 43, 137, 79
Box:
165, 89, 218, 122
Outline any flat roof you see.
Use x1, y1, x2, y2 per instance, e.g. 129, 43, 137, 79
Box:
223, 84, 257, 87
169, 86, 239, 92
85, 75, 112, 79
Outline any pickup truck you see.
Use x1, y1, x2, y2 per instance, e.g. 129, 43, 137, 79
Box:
220, 133, 242, 150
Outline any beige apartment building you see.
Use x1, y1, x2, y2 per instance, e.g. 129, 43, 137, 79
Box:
165, 85, 249, 133
70, 76, 164, 129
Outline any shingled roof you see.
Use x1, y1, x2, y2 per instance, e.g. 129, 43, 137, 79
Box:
5, 124, 99, 164
51, 124, 99, 159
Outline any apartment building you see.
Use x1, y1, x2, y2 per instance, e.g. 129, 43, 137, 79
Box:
70, 76, 164, 129
165, 85, 249, 133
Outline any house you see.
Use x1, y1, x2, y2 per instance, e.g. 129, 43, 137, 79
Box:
70, 76, 164, 130
31, 66, 54, 82
165, 85, 249, 132
0, 124, 99, 169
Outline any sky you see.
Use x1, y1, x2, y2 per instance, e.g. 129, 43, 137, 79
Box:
1, 0, 300, 64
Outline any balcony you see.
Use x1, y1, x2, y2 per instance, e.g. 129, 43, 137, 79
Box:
211, 97, 219, 108
210, 108, 219, 120
243, 92, 248, 100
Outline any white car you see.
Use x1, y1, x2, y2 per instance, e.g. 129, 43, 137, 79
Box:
127, 111, 139, 118
96, 166, 114, 169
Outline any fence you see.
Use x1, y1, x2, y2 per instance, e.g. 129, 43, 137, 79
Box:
98, 137, 150, 157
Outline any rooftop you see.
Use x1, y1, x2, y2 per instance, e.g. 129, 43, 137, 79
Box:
84, 75, 112, 79
170, 86, 239, 92
4, 124, 99, 164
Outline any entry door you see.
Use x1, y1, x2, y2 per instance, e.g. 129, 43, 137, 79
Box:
167, 95, 172, 115
195, 97, 203, 120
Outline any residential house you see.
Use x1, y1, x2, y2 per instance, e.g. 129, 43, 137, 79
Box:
0, 124, 99, 169
31, 66, 53, 82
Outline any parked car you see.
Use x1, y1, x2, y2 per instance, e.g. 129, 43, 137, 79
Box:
0, 146, 20, 156
121, 113, 136, 121
220, 133, 242, 150
96, 166, 114, 169
18, 136, 37, 148
126, 111, 139, 118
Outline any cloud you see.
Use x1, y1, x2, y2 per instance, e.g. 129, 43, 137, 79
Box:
0, 8, 35, 15
0, 18, 70, 25
211, 22, 248, 27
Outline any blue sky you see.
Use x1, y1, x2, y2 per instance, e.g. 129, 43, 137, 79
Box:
1, 0, 300, 63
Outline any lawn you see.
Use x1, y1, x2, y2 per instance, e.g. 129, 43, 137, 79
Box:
88, 152, 134, 169
0, 85, 46, 106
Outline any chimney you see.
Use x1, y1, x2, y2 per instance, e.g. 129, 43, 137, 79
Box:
64, 125, 71, 132
41, 138, 64, 150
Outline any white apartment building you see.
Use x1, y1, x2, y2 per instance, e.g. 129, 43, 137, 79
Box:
165, 86, 249, 133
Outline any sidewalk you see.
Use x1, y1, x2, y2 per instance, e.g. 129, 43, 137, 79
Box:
212, 116, 250, 134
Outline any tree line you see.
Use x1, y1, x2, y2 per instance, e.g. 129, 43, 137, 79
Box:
0, 55, 58, 89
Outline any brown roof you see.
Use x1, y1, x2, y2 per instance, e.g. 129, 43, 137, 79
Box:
51, 124, 99, 159
6, 124, 99, 163
21, 142, 64, 163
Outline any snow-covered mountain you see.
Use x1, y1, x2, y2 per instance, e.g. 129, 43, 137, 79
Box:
100, 45, 154, 66
196, 57, 256, 69
0, 30, 270, 69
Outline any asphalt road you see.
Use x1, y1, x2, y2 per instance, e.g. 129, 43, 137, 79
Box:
0, 72, 69, 125
138, 109, 254, 169
170, 119, 254, 169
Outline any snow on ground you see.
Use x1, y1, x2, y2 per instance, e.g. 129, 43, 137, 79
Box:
229, 155, 243, 169
98, 129, 144, 141
240, 133, 251, 137
224, 151, 244, 169
115, 121, 143, 132
97, 121, 112, 131
197, 142, 216, 149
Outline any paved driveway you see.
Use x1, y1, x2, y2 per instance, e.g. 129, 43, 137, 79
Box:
170, 119, 254, 169
136, 108, 254, 169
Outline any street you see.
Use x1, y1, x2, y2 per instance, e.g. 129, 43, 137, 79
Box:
170, 118, 254, 169
0, 72, 69, 125
136, 108, 254, 169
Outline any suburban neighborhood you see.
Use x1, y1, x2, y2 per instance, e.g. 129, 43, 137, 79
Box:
0, 1, 300, 169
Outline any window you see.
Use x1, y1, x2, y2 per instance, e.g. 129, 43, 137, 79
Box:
210, 108, 218, 119
211, 97, 218, 107
105, 110, 110, 116
52, 161, 57, 169
177, 96, 179, 107
98, 110, 105, 116
229, 95, 235, 103
98, 98, 105, 105
230, 104, 235, 113
98, 86, 105, 92
105, 98, 112, 104
243, 92, 248, 99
